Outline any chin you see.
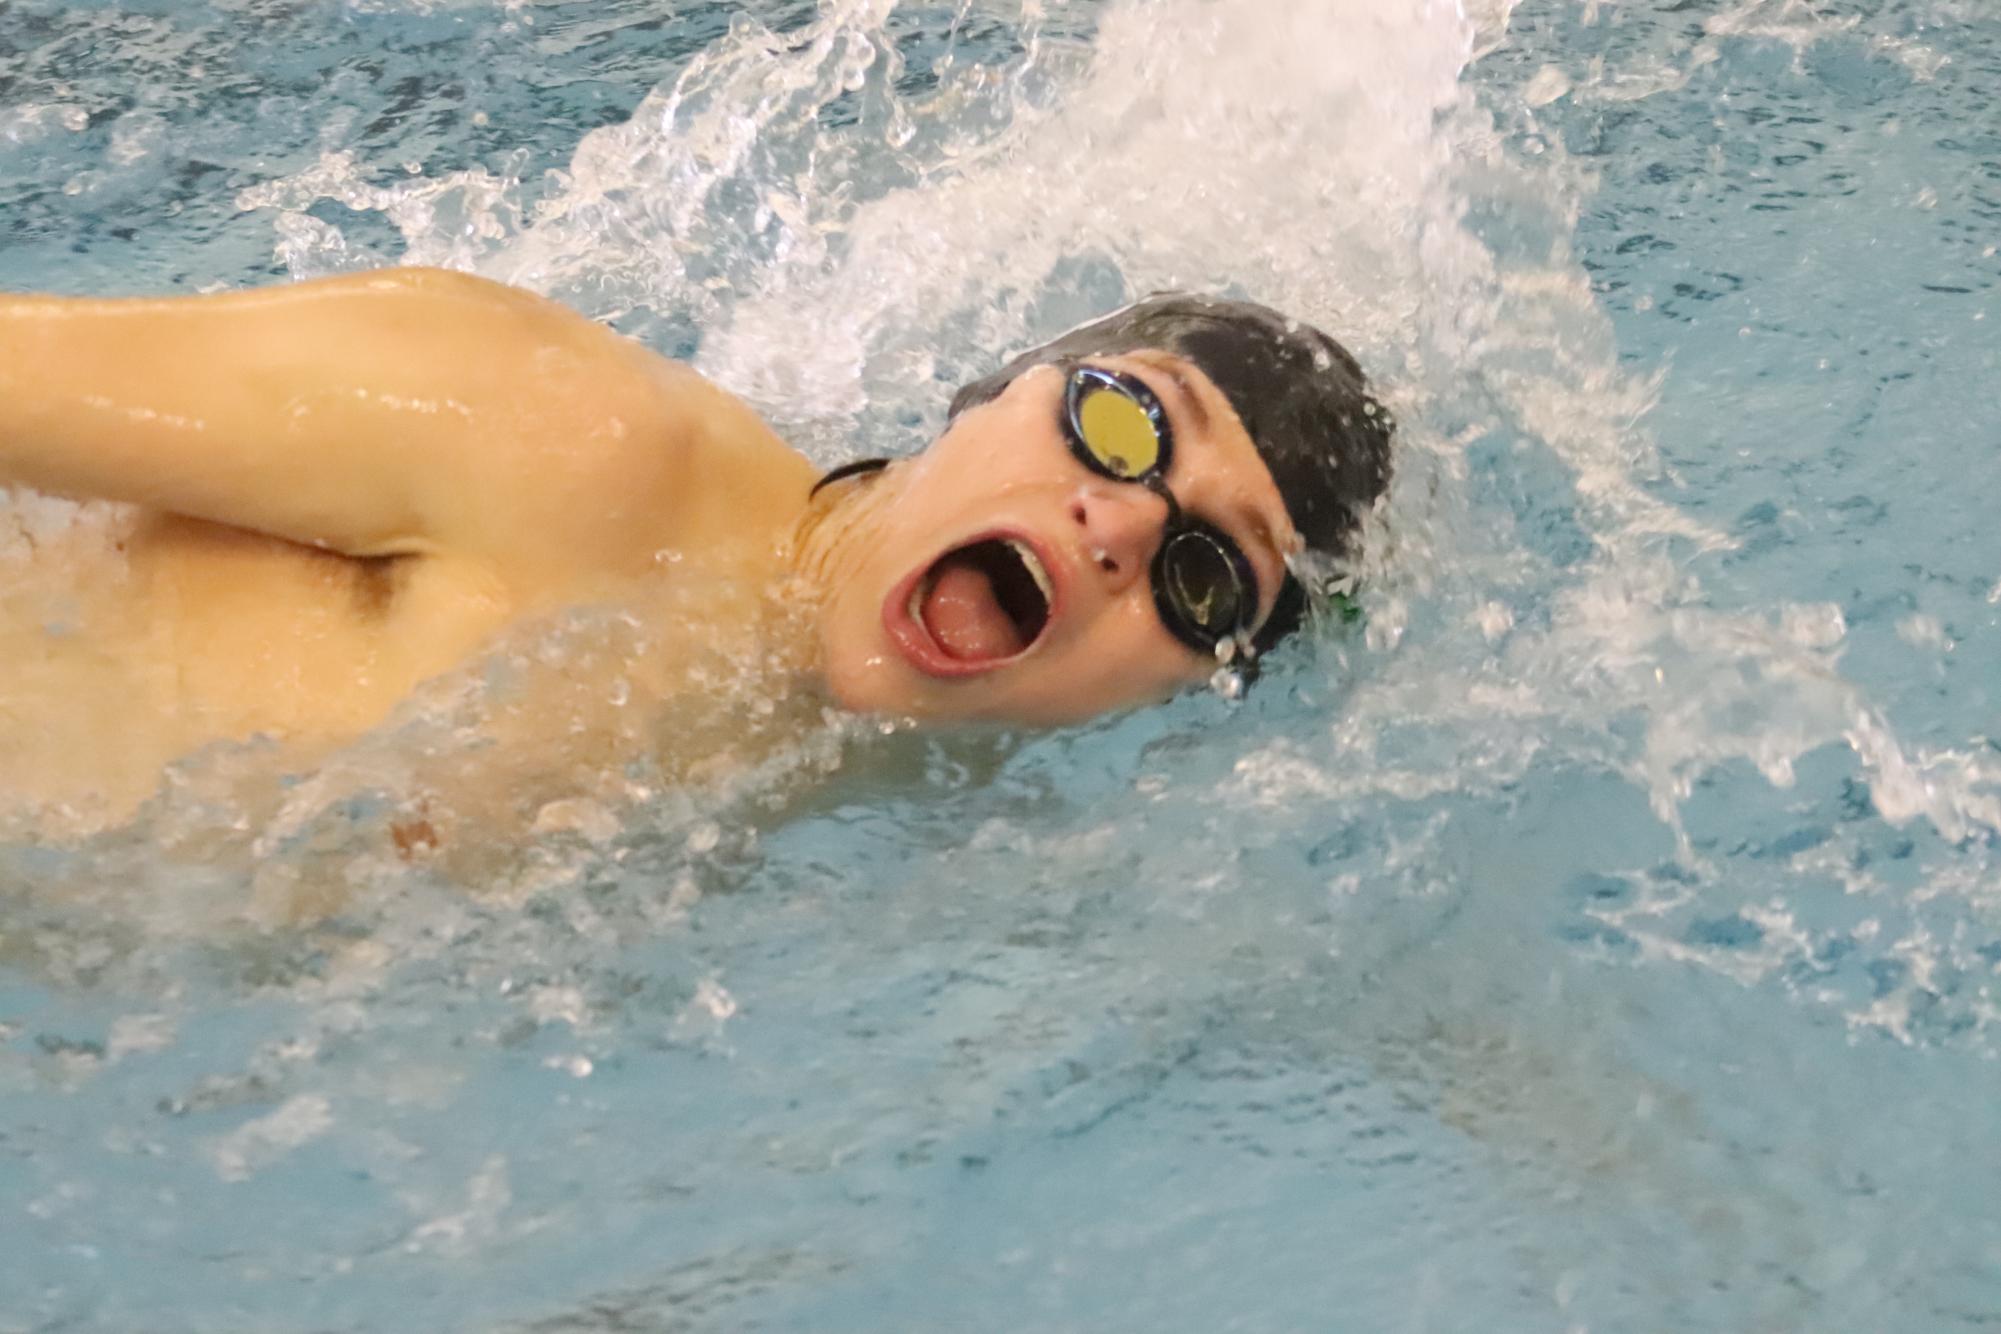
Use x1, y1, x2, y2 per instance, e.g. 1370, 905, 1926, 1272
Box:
821, 643, 1160, 728
820, 648, 1002, 722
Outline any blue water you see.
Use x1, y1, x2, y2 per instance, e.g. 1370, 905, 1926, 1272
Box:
3, 1, 2000, 1330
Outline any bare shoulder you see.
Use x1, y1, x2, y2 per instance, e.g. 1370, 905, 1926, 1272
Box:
0, 263, 815, 590
351, 269, 820, 583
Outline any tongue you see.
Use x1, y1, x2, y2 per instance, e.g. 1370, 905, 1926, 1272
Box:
921, 556, 1026, 662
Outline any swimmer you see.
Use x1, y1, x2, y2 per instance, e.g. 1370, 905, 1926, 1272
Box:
0, 269, 1390, 831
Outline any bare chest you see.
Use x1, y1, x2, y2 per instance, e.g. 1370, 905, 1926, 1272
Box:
131, 515, 524, 734
0, 512, 512, 814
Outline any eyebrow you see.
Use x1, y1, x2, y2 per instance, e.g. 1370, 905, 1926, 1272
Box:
1146, 358, 1213, 435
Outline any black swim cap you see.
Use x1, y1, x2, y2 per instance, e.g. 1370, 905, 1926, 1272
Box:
949, 293, 1393, 648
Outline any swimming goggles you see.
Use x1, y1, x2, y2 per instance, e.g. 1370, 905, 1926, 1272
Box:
1060, 365, 1268, 669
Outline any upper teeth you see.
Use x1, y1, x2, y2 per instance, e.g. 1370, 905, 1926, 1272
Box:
1004, 539, 1053, 603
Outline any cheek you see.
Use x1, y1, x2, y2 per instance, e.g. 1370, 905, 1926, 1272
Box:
1016, 610, 1206, 721
922, 398, 1064, 493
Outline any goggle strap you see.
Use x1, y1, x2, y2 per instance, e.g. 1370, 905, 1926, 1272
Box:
809, 456, 892, 500
1250, 573, 1307, 655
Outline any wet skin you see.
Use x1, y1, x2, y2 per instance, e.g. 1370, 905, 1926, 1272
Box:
806, 353, 1300, 725
0, 268, 1297, 828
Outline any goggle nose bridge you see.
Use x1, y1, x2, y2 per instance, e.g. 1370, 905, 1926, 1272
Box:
1139, 473, 1183, 525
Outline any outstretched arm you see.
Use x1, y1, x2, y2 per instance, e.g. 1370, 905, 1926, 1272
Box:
0, 268, 717, 572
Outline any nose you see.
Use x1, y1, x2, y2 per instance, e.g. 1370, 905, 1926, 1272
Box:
1067, 483, 1168, 595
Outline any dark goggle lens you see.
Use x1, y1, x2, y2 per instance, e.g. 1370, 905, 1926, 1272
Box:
1159, 530, 1248, 638
1073, 380, 1164, 480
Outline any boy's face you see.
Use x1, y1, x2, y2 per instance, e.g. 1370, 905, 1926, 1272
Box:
816, 351, 1300, 725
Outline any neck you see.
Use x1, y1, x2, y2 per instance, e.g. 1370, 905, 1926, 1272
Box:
753, 463, 903, 681
783, 462, 903, 602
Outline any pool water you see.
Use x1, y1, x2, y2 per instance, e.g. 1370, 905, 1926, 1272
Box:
3, 0, 1999, 1329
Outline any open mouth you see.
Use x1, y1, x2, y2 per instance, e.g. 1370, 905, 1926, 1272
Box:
892, 535, 1055, 674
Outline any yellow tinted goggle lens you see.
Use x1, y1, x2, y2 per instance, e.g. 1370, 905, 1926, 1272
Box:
1075, 385, 1162, 479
